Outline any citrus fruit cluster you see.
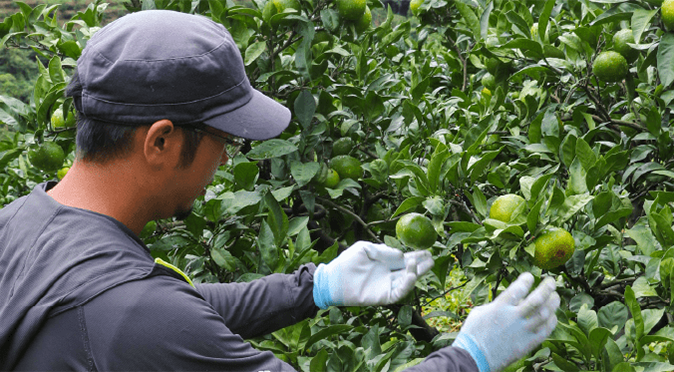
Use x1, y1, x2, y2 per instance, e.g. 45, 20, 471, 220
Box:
396, 212, 437, 250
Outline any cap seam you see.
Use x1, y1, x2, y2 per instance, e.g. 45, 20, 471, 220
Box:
102, 38, 231, 64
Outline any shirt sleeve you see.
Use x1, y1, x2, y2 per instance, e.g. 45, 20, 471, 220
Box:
405, 346, 479, 372
83, 274, 299, 372
195, 263, 319, 339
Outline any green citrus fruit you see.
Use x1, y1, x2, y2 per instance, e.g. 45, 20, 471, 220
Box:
353, 5, 372, 33
481, 72, 496, 90
331, 155, 362, 180
28, 142, 65, 172
57, 166, 70, 180
332, 137, 354, 156
273, 0, 300, 13
323, 168, 340, 188
663, 0, 674, 30
336, 0, 366, 21
614, 29, 639, 63
410, 0, 423, 15
489, 194, 525, 223
592, 51, 628, 82
533, 227, 575, 270
396, 213, 437, 250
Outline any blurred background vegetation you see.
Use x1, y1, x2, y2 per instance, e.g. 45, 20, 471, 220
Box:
0, 0, 410, 105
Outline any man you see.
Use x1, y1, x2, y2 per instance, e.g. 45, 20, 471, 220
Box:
0, 10, 559, 371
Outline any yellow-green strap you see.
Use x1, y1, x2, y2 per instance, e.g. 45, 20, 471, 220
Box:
154, 257, 195, 287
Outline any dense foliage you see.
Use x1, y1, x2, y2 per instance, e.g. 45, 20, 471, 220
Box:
5, 0, 674, 370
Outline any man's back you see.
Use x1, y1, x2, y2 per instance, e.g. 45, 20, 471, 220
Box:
1, 182, 316, 371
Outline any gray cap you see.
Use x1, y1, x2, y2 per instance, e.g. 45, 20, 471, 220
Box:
75, 10, 290, 140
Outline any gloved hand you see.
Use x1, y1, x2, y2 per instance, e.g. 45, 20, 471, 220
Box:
313, 241, 434, 309
452, 272, 560, 372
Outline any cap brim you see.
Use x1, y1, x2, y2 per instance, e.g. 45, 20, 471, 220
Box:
204, 89, 291, 141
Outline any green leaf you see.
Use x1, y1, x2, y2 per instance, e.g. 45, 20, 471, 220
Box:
49, 57, 65, 84
427, 144, 450, 192
625, 219, 660, 256
555, 193, 593, 225
257, 220, 278, 272
598, 301, 629, 332
290, 161, 319, 187
233, 162, 259, 191
625, 285, 644, 342
589, 327, 613, 359
398, 305, 413, 327
246, 139, 297, 159
658, 32, 674, 88
631, 9, 657, 44
505, 11, 530, 38
264, 191, 289, 248
551, 352, 580, 371
454, 0, 480, 38
469, 148, 502, 182
294, 90, 316, 129
391, 196, 424, 218
538, 0, 556, 41
310, 348, 329, 372
502, 38, 543, 59
211, 247, 236, 271
575, 137, 596, 171
527, 198, 543, 233
611, 362, 636, 372
577, 304, 598, 335
470, 186, 488, 218
304, 324, 353, 351
479, 2, 492, 40
566, 157, 588, 195
244, 41, 265, 66
632, 276, 657, 298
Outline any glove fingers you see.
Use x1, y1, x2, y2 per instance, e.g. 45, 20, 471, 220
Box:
390, 271, 417, 302
494, 272, 535, 306
524, 290, 560, 332
519, 277, 557, 316
404, 251, 434, 275
363, 242, 406, 270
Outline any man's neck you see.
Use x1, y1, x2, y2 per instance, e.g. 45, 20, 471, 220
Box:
47, 160, 152, 236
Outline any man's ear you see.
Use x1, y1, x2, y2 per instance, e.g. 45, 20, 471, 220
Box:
144, 119, 181, 168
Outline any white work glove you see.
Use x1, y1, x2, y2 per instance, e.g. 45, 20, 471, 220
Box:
313, 241, 434, 309
452, 273, 560, 372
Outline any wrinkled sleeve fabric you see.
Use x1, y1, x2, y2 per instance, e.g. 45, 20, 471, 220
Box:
195, 263, 319, 339
83, 274, 299, 371
406, 346, 479, 371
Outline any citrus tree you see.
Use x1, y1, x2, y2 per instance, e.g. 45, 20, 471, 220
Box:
5, 0, 674, 370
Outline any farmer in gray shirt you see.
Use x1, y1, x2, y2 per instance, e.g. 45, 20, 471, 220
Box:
0, 10, 559, 372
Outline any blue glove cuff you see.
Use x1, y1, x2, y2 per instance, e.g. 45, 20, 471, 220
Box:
313, 264, 332, 309
453, 333, 491, 372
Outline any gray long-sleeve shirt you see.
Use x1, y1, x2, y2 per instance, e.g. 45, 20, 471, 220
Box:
1, 182, 477, 371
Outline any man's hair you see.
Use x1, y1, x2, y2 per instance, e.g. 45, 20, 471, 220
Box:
66, 69, 203, 167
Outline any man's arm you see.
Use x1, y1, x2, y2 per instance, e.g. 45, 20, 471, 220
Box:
195, 263, 319, 339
